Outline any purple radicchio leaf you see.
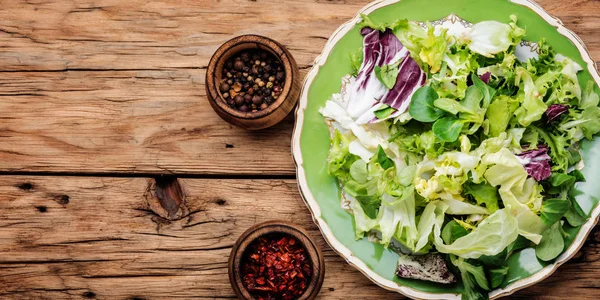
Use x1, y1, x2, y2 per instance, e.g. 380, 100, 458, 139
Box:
346, 28, 387, 122
370, 31, 426, 122
479, 72, 491, 84
517, 145, 552, 181
545, 104, 569, 123
348, 28, 426, 124
360, 27, 375, 36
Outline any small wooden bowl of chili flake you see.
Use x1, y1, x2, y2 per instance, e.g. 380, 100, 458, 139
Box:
228, 221, 325, 300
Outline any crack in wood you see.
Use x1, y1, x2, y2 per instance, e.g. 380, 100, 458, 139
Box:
150, 244, 233, 252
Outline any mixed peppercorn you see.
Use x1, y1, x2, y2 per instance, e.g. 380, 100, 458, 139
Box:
241, 234, 312, 300
220, 49, 286, 113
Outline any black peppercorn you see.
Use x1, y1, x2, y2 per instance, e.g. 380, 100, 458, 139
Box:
234, 60, 245, 71
221, 49, 285, 113
252, 95, 263, 105
275, 72, 285, 81
240, 52, 250, 62
220, 82, 230, 93
234, 95, 244, 106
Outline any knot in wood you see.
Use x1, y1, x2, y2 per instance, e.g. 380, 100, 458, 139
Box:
144, 176, 186, 221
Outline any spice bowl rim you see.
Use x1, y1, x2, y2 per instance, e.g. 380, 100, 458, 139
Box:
206, 34, 299, 122
228, 220, 325, 300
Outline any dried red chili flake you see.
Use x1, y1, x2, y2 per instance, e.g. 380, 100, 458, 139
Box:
241, 234, 312, 300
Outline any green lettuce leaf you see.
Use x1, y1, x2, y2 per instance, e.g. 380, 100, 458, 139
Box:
327, 130, 358, 181
349, 47, 363, 77
433, 208, 518, 259
450, 256, 490, 300
465, 15, 525, 58
489, 266, 509, 289
375, 58, 403, 89
540, 199, 571, 226
486, 95, 517, 137
409, 86, 445, 122
432, 46, 479, 99
482, 148, 547, 244
513, 67, 548, 126
391, 20, 448, 73
464, 182, 500, 213
535, 222, 565, 261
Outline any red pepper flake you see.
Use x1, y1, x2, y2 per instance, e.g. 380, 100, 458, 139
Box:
241, 234, 312, 300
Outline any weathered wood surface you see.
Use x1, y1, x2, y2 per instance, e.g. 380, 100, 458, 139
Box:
0, 176, 598, 299
0, 0, 599, 175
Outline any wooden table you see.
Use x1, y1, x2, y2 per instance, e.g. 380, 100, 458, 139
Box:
0, 0, 599, 299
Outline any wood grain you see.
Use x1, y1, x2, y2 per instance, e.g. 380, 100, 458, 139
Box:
0, 176, 598, 299
0, 0, 598, 175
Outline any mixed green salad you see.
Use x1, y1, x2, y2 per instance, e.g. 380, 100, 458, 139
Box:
320, 14, 600, 299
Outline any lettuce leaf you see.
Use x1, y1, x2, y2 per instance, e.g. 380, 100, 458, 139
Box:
482, 148, 547, 243
391, 20, 448, 73
465, 15, 525, 58
513, 67, 548, 126
464, 182, 500, 213
327, 130, 358, 181
433, 208, 518, 259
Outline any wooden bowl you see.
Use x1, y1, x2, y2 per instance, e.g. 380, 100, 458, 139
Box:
206, 35, 300, 130
228, 221, 325, 299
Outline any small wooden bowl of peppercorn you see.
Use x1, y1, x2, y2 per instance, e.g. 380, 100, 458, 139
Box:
228, 221, 325, 300
206, 35, 300, 130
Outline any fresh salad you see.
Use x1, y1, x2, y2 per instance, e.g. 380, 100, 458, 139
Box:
320, 14, 600, 300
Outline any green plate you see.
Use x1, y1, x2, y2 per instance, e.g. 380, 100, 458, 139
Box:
292, 0, 600, 298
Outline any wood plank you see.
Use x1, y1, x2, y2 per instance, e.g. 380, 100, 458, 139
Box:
1, 0, 600, 175
0, 176, 598, 299
0, 70, 296, 175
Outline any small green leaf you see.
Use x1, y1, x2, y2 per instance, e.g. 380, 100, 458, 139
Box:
358, 13, 386, 32
564, 196, 588, 227
540, 199, 571, 226
488, 266, 509, 289
478, 249, 507, 268
535, 222, 565, 261
433, 116, 464, 142
460, 85, 484, 112
450, 256, 489, 300
408, 86, 444, 122
349, 160, 368, 184
506, 235, 532, 256
549, 173, 575, 187
471, 73, 496, 108
377, 145, 394, 170
374, 59, 403, 89
374, 105, 396, 119
569, 169, 586, 182
441, 220, 469, 244
349, 47, 363, 77
355, 194, 380, 219
434, 98, 474, 115
486, 96, 512, 137
464, 182, 500, 213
